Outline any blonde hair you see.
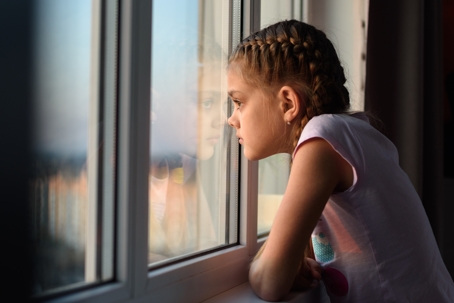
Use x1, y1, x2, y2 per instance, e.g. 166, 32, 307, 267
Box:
228, 20, 350, 151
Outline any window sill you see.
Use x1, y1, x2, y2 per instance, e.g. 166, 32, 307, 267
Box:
203, 281, 331, 303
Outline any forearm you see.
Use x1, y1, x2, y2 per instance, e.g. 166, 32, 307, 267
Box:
250, 234, 325, 301
249, 218, 316, 300
248, 140, 339, 300
249, 254, 321, 302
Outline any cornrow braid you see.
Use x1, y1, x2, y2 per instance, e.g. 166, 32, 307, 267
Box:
228, 20, 350, 152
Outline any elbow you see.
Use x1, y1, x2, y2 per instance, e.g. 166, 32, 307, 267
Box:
253, 288, 287, 302
249, 278, 288, 302
249, 263, 290, 302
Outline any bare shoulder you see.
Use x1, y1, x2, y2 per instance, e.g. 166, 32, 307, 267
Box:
291, 137, 353, 194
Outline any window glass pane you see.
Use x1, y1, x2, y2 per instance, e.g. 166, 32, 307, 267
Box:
29, 0, 115, 295
257, 1, 295, 237
260, 0, 294, 27
258, 154, 291, 235
149, 0, 237, 266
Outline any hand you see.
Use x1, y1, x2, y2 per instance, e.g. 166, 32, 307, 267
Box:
292, 257, 322, 290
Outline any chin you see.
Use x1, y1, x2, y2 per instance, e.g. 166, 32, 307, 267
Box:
196, 147, 215, 160
243, 144, 278, 161
243, 150, 267, 161
245, 155, 265, 161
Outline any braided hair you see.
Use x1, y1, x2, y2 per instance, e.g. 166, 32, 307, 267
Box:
228, 20, 350, 151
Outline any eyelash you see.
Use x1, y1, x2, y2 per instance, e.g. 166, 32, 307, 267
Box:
232, 99, 242, 110
201, 99, 213, 109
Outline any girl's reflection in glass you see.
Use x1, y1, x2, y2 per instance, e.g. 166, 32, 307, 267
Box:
149, 41, 227, 263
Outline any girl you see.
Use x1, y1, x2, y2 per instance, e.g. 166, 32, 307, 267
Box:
227, 20, 454, 302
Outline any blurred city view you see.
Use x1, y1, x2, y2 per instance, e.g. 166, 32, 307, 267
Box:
29, 0, 92, 294
30, 154, 87, 293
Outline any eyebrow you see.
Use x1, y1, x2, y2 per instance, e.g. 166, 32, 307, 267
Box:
227, 90, 241, 97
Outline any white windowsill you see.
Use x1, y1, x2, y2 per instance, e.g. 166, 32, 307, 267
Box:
203, 281, 331, 303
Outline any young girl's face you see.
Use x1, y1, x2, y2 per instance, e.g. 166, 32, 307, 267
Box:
227, 68, 288, 160
151, 61, 226, 161
196, 66, 226, 159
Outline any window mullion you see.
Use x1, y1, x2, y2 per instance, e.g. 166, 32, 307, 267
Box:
116, 0, 152, 298
293, 0, 303, 20
118, 1, 151, 296
242, 0, 261, 36
239, 0, 261, 258
240, 156, 259, 256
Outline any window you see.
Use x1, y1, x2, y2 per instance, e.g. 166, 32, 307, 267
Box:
148, 0, 238, 267
23, 1, 367, 302
29, 0, 117, 297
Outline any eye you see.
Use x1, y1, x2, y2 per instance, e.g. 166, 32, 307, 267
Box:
230, 97, 242, 110
201, 99, 214, 109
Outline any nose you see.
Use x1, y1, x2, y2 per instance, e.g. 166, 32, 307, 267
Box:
227, 112, 239, 129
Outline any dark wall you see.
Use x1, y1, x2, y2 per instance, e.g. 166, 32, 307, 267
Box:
0, 1, 33, 301
366, 0, 453, 278
442, 0, 454, 277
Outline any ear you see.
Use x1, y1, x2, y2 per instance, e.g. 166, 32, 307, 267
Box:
278, 86, 302, 123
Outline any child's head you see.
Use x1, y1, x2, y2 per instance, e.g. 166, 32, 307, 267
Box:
227, 20, 350, 155
151, 37, 227, 163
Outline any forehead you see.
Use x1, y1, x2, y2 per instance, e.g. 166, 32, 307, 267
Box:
200, 63, 222, 84
227, 68, 246, 91
227, 67, 262, 100
199, 64, 226, 101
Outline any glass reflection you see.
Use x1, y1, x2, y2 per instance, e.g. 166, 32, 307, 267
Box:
149, 0, 230, 264
29, 0, 93, 294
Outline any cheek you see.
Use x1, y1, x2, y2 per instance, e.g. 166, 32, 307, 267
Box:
181, 105, 198, 132
196, 144, 214, 160
198, 108, 211, 127
243, 112, 260, 134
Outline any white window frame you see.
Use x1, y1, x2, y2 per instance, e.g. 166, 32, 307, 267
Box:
38, 1, 328, 302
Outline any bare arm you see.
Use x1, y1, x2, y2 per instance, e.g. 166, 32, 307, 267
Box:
249, 138, 352, 301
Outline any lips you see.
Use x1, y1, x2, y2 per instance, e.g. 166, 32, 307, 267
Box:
206, 136, 220, 144
236, 135, 243, 144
